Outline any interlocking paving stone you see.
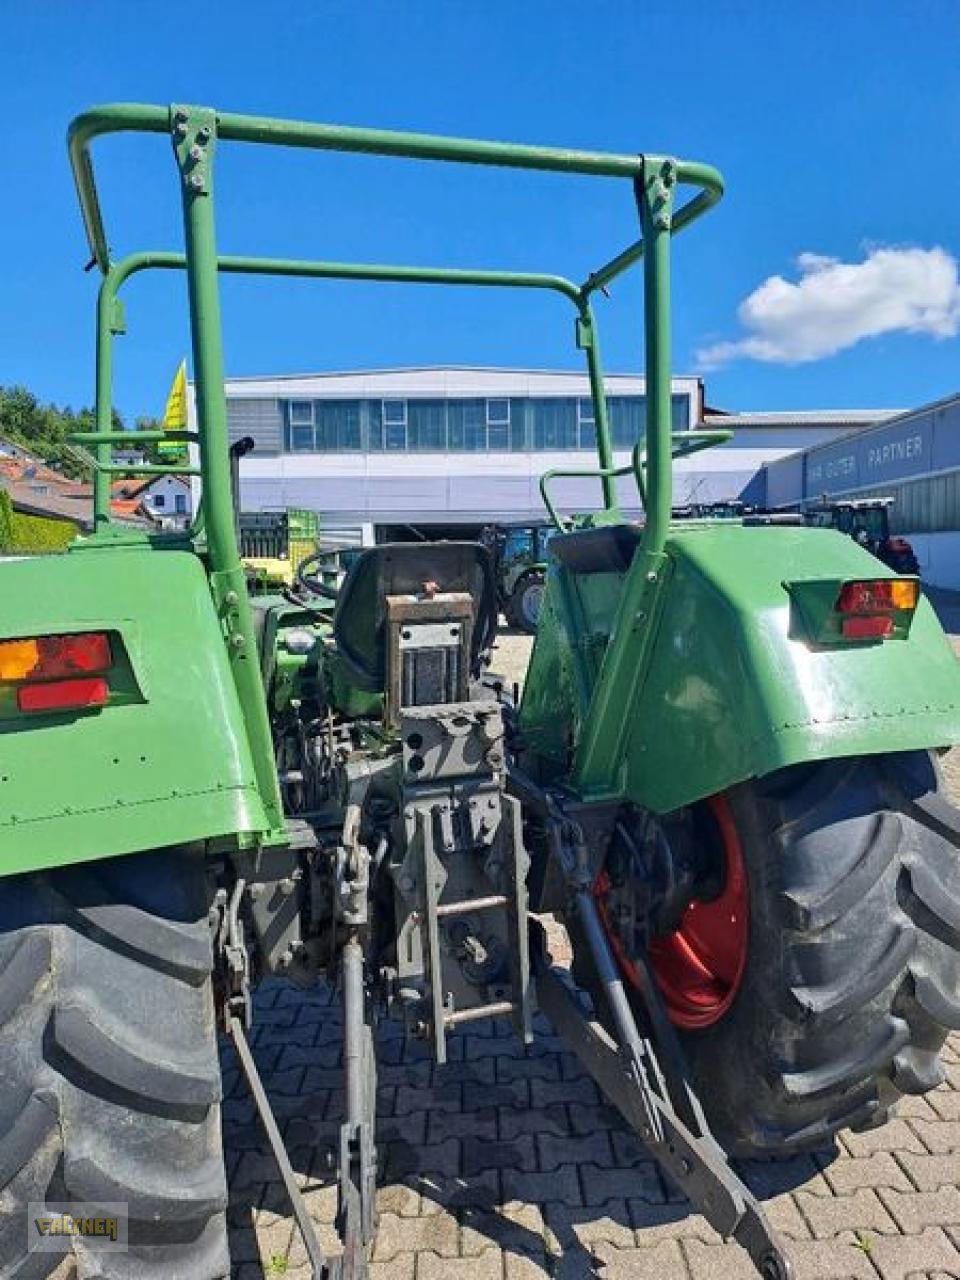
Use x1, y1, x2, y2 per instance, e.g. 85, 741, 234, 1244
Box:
419, 1168, 501, 1212
867, 1224, 960, 1278
682, 1239, 761, 1279
877, 1185, 960, 1233
928, 1087, 960, 1121
776, 1232, 877, 1280
498, 1100, 569, 1139
910, 1116, 960, 1153
840, 1118, 927, 1157
371, 1210, 459, 1261
371, 1254, 416, 1280
894, 1148, 960, 1189
502, 1162, 583, 1207
460, 1201, 546, 1256
530, 1076, 600, 1108
822, 1151, 914, 1194
581, 1160, 666, 1207
544, 1200, 635, 1252
463, 1133, 537, 1176
427, 1103, 497, 1144
538, 1130, 615, 1171
593, 1239, 691, 1279
496, 1052, 563, 1082
793, 1187, 898, 1239
415, 1247, 502, 1279
627, 1201, 720, 1244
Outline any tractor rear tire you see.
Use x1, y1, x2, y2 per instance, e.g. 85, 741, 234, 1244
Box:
676, 751, 960, 1155
0, 846, 229, 1279
507, 570, 546, 634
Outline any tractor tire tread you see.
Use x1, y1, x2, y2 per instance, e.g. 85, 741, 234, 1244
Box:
678, 751, 960, 1155
0, 847, 229, 1280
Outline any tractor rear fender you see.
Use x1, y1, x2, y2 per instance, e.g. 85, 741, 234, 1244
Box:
0, 545, 269, 876
520, 523, 960, 814
623, 523, 960, 813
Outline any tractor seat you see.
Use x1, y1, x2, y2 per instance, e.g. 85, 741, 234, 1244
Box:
549, 524, 643, 574
332, 542, 498, 692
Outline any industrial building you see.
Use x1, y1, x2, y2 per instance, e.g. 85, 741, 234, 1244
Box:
221, 366, 891, 544
756, 391, 960, 588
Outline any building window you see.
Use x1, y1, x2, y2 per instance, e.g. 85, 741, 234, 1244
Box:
408, 400, 447, 450
175, 493, 187, 515
153, 493, 166, 509
383, 400, 407, 450
532, 398, 578, 450
287, 400, 315, 451
608, 396, 644, 448
578, 398, 597, 450
316, 400, 362, 451
486, 399, 510, 450
446, 399, 484, 451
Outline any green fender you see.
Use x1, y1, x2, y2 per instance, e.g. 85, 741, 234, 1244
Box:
0, 545, 269, 876
520, 523, 960, 813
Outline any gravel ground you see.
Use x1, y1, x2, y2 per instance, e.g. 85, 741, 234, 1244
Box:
228, 615, 960, 1279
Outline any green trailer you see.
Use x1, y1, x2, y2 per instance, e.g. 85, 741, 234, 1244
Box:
1, 103, 959, 1280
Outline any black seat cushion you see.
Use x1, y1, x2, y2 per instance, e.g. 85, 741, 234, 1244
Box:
549, 524, 643, 574
332, 542, 497, 691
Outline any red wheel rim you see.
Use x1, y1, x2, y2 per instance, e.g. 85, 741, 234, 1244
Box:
596, 793, 749, 1030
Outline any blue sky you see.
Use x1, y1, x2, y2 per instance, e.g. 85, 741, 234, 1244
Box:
2, 2, 959, 421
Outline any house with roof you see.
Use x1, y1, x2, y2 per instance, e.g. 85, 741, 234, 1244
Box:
112, 473, 192, 528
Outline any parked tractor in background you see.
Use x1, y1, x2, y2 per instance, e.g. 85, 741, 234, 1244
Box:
1, 104, 959, 1280
804, 496, 921, 575
483, 522, 556, 632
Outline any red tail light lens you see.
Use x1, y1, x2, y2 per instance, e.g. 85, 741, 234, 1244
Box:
841, 616, 894, 640
836, 579, 918, 614
17, 677, 110, 713
0, 632, 113, 715
0, 632, 112, 684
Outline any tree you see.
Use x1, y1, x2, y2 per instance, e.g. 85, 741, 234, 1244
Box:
0, 385, 126, 480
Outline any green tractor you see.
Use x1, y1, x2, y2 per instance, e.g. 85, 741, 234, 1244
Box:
804, 495, 922, 576
485, 522, 555, 632
2, 104, 960, 1280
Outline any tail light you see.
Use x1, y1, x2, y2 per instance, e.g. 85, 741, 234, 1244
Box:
0, 632, 113, 713
835, 579, 918, 640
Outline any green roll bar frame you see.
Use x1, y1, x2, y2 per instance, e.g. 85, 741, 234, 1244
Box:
66, 102, 725, 825
539, 429, 733, 530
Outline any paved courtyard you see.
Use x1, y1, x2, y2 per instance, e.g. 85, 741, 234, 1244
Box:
225, 623, 960, 1279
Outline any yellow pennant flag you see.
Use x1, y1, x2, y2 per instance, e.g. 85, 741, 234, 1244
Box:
157, 360, 187, 455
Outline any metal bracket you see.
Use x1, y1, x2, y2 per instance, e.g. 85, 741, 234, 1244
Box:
334, 937, 378, 1280
533, 802, 795, 1280
228, 1014, 330, 1280
531, 924, 793, 1280
636, 155, 677, 233
171, 103, 216, 198
108, 296, 126, 335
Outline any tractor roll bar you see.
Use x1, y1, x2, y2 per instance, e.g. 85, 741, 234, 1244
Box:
67, 103, 724, 828
84, 249, 611, 526
68, 105, 722, 276
67, 104, 723, 566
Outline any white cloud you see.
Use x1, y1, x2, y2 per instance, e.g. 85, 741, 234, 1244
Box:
697, 245, 960, 369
